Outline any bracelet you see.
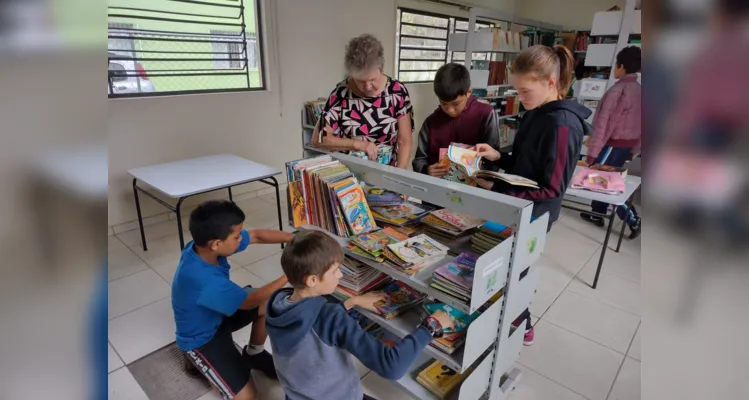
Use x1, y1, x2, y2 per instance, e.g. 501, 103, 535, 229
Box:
421, 316, 444, 338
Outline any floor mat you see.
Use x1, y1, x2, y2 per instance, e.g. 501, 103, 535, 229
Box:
128, 343, 212, 400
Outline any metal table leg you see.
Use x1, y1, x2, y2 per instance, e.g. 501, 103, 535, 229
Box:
615, 208, 627, 253
228, 187, 233, 202
175, 198, 186, 250
132, 178, 148, 251
270, 177, 285, 249
592, 207, 617, 289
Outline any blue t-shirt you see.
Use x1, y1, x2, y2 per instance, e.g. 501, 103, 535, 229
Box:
172, 229, 251, 351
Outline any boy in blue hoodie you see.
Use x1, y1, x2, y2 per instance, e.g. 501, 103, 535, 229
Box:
266, 230, 453, 400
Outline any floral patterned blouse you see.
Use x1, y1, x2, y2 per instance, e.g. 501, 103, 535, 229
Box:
318, 76, 414, 166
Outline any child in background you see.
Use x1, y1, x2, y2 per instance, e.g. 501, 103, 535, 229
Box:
580, 46, 642, 239
172, 200, 293, 400
266, 231, 453, 400
412, 63, 500, 177
474, 45, 592, 345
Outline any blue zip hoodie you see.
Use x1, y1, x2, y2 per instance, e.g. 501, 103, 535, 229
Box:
265, 288, 433, 400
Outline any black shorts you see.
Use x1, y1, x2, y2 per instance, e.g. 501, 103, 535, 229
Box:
185, 307, 259, 399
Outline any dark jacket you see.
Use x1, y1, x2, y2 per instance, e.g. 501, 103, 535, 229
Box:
413, 96, 499, 174
486, 100, 592, 227
265, 288, 432, 400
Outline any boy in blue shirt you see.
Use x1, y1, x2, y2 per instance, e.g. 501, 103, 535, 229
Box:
265, 230, 453, 400
173, 199, 293, 400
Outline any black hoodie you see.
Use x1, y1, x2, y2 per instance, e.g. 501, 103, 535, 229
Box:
486, 99, 592, 228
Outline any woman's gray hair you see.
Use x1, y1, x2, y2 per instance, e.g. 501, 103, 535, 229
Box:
344, 34, 385, 76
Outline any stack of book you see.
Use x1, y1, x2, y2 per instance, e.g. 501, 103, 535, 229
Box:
470, 222, 513, 254
350, 144, 394, 165
363, 186, 402, 207
285, 155, 377, 237
346, 227, 409, 263
371, 201, 430, 227
333, 256, 390, 301
431, 252, 477, 303
373, 281, 424, 320
416, 360, 471, 399
422, 209, 484, 245
423, 302, 479, 355
383, 234, 450, 276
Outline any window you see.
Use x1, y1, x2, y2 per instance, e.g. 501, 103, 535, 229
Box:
107, 0, 265, 98
395, 8, 498, 83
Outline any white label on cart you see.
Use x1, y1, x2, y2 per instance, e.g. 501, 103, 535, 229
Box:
382, 175, 427, 193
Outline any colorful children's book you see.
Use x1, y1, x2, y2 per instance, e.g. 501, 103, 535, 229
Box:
349, 227, 409, 255
364, 186, 402, 206
441, 143, 476, 185
570, 167, 626, 195
336, 182, 377, 235
430, 209, 484, 232
446, 144, 540, 188
374, 281, 424, 319
433, 252, 478, 292
287, 180, 307, 228
416, 360, 471, 399
387, 234, 450, 267
423, 302, 479, 333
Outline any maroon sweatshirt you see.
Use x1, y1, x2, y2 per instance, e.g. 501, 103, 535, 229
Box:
412, 96, 499, 174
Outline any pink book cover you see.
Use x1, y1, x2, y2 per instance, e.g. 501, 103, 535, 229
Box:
571, 167, 625, 195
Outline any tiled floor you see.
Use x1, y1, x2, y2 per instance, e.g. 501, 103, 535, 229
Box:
108, 194, 641, 400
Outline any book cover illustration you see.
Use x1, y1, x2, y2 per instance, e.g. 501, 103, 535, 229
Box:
374, 281, 424, 318
423, 303, 479, 333
364, 186, 401, 206
441, 144, 476, 185
434, 253, 478, 290
416, 360, 470, 398
371, 202, 427, 220
288, 180, 307, 228
445, 144, 539, 188
388, 234, 449, 265
350, 227, 409, 255
336, 183, 377, 235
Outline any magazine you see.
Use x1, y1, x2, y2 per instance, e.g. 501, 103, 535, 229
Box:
430, 209, 484, 232
374, 281, 424, 319
570, 167, 626, 195
446, 144, 539, 188
388, 234, 450, 266
335, 182, 377, 235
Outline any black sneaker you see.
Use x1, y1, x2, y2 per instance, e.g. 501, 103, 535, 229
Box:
580, 212, 605, 227
628, 217, 641, 240
243, 347, 278, 380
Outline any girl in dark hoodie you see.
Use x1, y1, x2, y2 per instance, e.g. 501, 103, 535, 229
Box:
473, 45, 592, 345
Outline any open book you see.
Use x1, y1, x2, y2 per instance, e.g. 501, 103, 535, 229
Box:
446, 144, 539, 188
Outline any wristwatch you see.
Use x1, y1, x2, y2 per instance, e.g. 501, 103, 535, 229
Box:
421, 316, 444, 338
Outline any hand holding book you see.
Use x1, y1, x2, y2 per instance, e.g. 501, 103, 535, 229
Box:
475, 143, 500, 162
427, 162, 450, 177
345, 291, 388, 312
427, 310, 455, 333
352, 138, 378, 161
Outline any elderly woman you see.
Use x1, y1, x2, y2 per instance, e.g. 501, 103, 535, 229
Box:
311, 34, 414, 169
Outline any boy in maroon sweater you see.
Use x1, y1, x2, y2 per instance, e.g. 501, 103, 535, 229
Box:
412, 63, 499, 176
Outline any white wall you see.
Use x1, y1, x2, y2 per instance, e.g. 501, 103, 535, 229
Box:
108, 0, 517, 228
516, 0, 625, 31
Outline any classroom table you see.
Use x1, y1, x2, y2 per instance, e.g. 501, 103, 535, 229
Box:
128, 154, 284, 251
562, 168, 642, 289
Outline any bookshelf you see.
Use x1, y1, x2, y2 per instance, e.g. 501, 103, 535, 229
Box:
301, 103, 327, 159
448, 7, 562, 90
289, 153, 549, 400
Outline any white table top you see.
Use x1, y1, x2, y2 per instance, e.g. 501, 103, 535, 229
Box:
128, 154, 280, 198
564, 167, 641, 206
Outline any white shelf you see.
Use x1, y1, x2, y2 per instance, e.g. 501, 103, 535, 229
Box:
287, 151, 547, 400
591, 10, 642, 36
357, 308, 465, 372
301, 224, 504, 314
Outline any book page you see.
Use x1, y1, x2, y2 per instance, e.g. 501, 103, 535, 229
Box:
447, 145, 482, 176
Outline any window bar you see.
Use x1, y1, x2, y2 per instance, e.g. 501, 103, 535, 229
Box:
167, 0, 242, 9
239, 0, 250, 87
107, 13, 243, 27
108, 6, 240, 19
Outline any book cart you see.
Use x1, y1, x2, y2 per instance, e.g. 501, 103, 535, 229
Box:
287, 153, 550, 400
